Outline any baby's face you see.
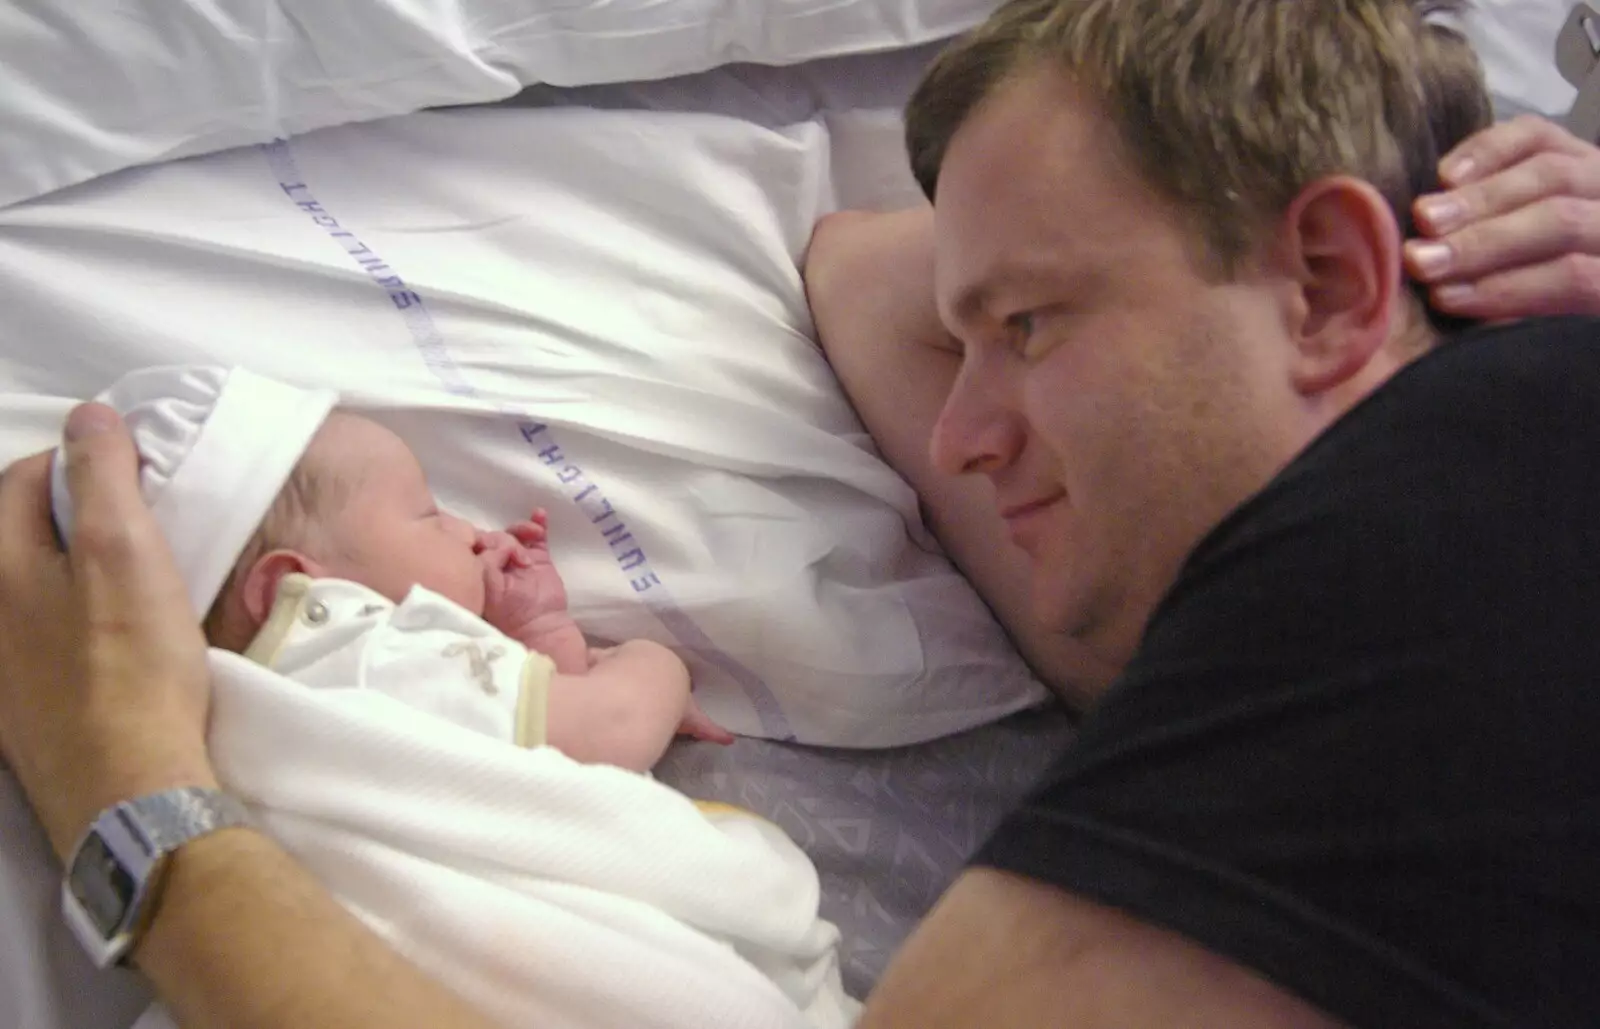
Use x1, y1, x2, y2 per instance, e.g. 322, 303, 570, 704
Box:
306, 415, 490, 614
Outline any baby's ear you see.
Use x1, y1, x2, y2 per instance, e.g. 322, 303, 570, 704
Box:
240, 550, 321, 627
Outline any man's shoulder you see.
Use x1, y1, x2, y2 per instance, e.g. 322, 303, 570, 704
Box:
1155, 315, 1600, 671
1243, 315, 1600, 522
1435, 314, 1600, 364
1343, 315, 1600, 443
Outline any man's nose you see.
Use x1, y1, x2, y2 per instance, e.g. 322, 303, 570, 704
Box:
929, 359, 1025, 478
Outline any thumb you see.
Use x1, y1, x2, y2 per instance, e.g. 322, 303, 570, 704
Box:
61, 404, 143, 545
58, 401, 204, 662
60, 403, 175, 590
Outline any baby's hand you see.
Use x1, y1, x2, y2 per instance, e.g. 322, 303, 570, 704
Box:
473, 534, 524, 575
479, 509, 572, 635
507, 509, 549, 549
677, 697, 735, 746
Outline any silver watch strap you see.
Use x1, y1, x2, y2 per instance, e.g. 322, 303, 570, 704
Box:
126, 786, 251, 854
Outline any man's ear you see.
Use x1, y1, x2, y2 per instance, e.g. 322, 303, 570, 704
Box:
239, 549, 323, 628
1279, 176, 1406, 396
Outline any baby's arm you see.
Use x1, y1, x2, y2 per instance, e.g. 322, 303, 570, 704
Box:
513, 616, 589, 677
481, 511, 733, 764
544, 640, 692, 772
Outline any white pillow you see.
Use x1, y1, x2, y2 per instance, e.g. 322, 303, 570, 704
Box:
0, 103, 1047, 747
0, 0, 1000, 210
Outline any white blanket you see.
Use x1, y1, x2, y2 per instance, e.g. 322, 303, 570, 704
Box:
135, 649, 859, 1029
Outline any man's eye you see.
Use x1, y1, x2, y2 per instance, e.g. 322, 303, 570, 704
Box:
1004, 311, 1036, 346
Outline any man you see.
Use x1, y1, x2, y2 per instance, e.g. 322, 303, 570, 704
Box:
809, 0, 1546, 709
815, 1, 1598, 1026
1, 2, 1598, 1028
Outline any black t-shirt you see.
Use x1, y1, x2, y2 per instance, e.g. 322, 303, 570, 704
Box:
974, 317, 1600, 1029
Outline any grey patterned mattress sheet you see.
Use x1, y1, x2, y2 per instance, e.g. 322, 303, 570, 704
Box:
655, 704, 1077, 998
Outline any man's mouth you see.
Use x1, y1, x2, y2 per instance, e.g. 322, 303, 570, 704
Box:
1000, 492, 1066, 548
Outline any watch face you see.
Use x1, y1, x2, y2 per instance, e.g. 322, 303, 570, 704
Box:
68, 832, 135, 937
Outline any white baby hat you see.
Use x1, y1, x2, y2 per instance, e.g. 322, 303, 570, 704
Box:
51, 366, 338, 617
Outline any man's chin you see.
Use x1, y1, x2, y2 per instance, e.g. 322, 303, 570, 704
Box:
1029, 562, 1087, 635
1029, 567, 1131, 692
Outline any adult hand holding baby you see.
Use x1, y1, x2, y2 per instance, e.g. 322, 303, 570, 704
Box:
0, 404, 219, 861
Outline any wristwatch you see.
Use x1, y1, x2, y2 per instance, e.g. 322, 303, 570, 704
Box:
62, 787, 251, 968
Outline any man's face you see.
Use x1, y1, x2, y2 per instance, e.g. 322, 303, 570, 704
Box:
930, 68, 1302, 672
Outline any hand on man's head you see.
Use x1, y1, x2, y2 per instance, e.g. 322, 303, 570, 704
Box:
1409, 115, 1600, 319
0, 403, 217, 860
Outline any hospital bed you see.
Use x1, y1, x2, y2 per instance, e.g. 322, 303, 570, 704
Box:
0, 2, 1581, 1026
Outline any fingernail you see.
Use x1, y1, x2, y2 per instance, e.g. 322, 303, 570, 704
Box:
1434, 283, 1475, 308
64, 404, 117, 441
1442, 156, 1477, 184
1408, 241, 1454, 279
1418, 196, 1465, 233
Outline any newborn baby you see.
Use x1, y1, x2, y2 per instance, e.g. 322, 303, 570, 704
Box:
53, 366, 730, 773
201, 408, 730, 772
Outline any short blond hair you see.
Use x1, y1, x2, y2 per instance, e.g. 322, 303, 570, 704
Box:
906, 0, 1492, 277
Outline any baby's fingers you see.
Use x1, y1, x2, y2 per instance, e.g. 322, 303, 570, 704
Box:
481, 559, 506, 601
677, 700, 736, 745
509, 520, 548, 547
